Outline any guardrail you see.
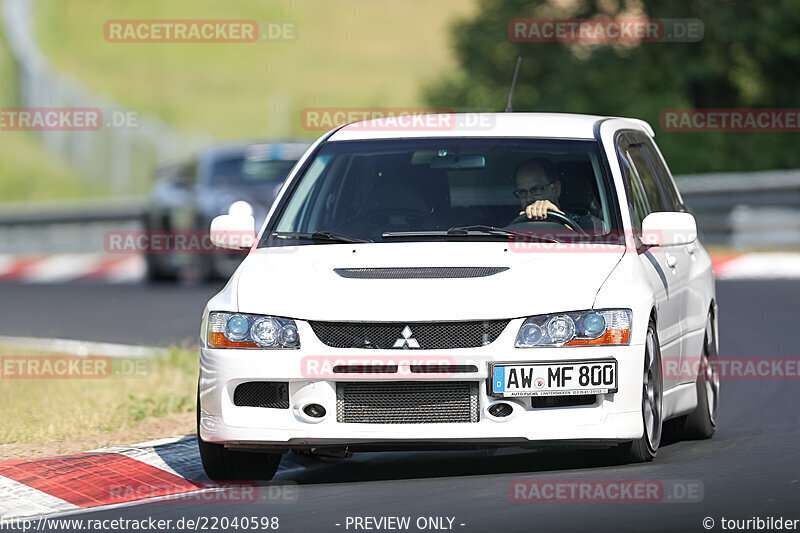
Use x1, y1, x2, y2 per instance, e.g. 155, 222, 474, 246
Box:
0, 169, 798, 253
676, 169, 800, 248
0, 197, 147, 225
0, 197, 146, 254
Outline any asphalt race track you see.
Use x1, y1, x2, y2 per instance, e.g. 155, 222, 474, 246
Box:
0, 280, 226, 347
1, 279, 799, 532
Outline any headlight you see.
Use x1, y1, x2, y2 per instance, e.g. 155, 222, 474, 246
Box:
515, 309, 631, 347
207, 312, 300, 349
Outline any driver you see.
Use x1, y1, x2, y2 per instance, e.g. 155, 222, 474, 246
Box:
514, 158, 602, 231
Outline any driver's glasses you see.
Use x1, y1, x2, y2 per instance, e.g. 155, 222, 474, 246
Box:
513, 183, 552, 199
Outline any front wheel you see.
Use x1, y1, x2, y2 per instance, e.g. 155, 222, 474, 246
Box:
197, 393, 282, 480
672, 312, 718, 439
618, 319, 663, 463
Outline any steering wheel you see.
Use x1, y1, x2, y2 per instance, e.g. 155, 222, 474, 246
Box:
510, 210, 588, 235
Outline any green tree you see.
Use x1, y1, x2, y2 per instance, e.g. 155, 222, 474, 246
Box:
426, 0, 800, 173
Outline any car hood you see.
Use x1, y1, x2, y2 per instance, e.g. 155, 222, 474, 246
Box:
235, 242, 625, 321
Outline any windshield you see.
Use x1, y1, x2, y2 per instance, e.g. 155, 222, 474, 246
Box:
209, 156, 298, 187
263, 138, 620, 246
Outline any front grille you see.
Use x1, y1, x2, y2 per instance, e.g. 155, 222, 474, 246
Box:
333, 267, 509, 279
310, 320, 509, 350
531, 394, 596, 408
336, 382, 479, 424
233, 382, 289, 409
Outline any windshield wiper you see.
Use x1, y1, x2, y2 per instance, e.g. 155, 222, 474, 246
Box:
382, 225, 562, 243
448, 225, 519, 237
272, 231, 373, 244
450, 225, 564, 243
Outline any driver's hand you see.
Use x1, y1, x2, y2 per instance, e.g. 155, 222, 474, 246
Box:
520, 200, 564, 220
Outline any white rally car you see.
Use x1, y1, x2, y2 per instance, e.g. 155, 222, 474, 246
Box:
197, 113, 719, 480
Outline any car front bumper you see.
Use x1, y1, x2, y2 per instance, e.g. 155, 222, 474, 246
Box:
198, 320, 646, 449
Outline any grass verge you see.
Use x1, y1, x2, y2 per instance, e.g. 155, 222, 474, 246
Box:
34, 0, 475, 139
0, 345, 197, 458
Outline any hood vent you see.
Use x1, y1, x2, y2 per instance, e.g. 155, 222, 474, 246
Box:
333, 266, 509, 279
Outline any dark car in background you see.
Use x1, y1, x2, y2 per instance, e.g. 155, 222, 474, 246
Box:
144, 141, 310, 281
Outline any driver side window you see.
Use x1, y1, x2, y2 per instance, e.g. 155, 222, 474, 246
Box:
618, 147, 649, 234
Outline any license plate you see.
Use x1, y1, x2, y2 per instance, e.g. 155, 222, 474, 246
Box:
491, 360, 617, 397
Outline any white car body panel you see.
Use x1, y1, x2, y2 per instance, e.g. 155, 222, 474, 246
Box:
235, 243, 624, 322
328, 113, 600, 142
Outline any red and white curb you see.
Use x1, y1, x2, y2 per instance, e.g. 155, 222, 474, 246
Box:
0, 436, 303, 519
0, 254, 144, 283
0, 436, 205, 518
712, 252, 800, 279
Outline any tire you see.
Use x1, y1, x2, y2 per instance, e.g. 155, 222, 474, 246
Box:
194, 253, 220, 283
145, 253, 177, 282
196, 393, 282, 481
195, 215, 227, 283
672, 312, 718, 439
143, 216, 177, 282
193, 245, 240, 283
618, 319, 663, 463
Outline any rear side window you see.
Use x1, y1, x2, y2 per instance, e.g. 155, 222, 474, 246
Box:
641, 139, 683, 211
618, 149, 649, 232
626, 145, 666, 212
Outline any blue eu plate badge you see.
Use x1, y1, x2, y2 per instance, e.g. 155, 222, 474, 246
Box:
493, 366, 505, 393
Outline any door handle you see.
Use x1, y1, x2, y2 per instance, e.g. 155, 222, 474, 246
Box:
686, 243, 696, 254
666, 255, 678, 268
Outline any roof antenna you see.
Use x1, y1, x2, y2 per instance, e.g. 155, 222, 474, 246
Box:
505, 56, 522, 113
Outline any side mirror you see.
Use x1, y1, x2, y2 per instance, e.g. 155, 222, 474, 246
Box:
641, 212, 697, 247
209, 214, 256, 250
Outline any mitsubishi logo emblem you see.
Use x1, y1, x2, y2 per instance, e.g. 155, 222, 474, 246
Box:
393, 326, 420, 349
